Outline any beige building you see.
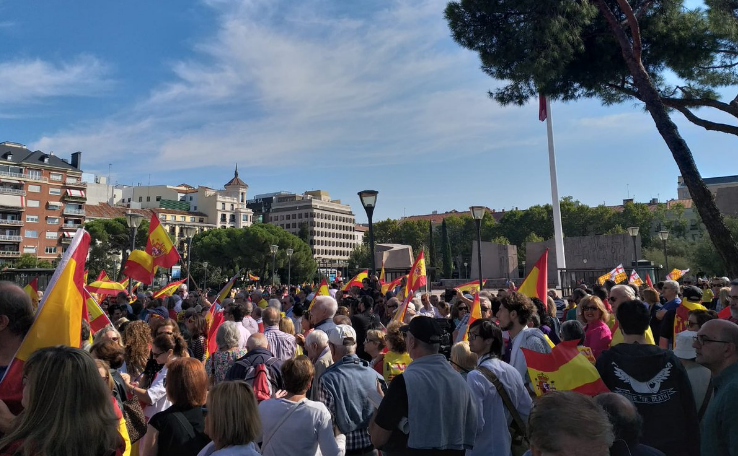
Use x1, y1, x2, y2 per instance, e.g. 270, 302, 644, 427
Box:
195, 167, 254, 229
678, 175, 738, 200
269, 190, 358, 261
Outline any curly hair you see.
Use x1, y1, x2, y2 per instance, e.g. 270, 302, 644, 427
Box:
385, 321, 407, 353
122, 320, 152, 378
500, 292, 535, 325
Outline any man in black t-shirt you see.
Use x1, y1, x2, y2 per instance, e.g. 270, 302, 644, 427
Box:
351, 295, 380, 361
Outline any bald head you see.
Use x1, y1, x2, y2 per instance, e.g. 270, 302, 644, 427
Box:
595, 393, 642, 445
695, 319, 738, 374
247, 332, 268, 351
262, 307, 280, 326
0, 281, 34, 337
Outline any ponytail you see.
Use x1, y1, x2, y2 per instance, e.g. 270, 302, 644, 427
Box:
153, 333, 189, 358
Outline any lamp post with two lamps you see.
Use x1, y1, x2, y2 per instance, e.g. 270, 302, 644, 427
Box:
658, 230, 669, 277
270, 244, 279, 286
286, 248, 294, 287
470, 206, 485, 290
124, 211, 144, 296
358, 190, 379, 276
182, 226, 197, 290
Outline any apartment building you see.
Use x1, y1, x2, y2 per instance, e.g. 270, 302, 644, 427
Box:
0, 142, 86, 264
269, 190, 358, 261
196, 167, 254, 229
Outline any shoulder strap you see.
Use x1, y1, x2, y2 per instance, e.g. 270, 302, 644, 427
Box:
171, 411, 196, 439
260, 400, 305, 451
477, 365, 527, 433
697, 377, 713, 421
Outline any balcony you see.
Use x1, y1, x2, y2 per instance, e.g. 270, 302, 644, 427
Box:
61, 236, 72, 244
0, 235, 22, 242
63, 207, 85, 216
0, 170, 47, 183
63, 223, 82, 229
0, 187, 25, 196
0, 250, 21, 257
0, 219, 23, 226
65, 178, 87, 188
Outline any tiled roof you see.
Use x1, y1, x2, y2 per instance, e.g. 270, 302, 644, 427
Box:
85, 204, 153, 220
151, 207, 208, 217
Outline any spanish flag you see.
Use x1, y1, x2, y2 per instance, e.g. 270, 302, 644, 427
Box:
146, 213, 181, 268
97, 270, 111, 282
342, 269, 368, 291
379, 261, 385, 284
518, 249, 548, 300
392, 293, 414, 323
455, 280, 486, 294
248, 273, 260, 282
719, 306, 732, 319
87, 280, 126, 296
123, 249, 155, 284
0, 229, 90, 416
522, 340, 610, 397
84, 288, 113, 333
406, 251, 426, 294
23, 277, 39, 309
381, 275, 404, 296
674, 299, 706, 340
213, 271, 240, 306
309, 278, 330, 311
206, 306, 225, 355
153, 278, 187, 299
456, 292, 481, 342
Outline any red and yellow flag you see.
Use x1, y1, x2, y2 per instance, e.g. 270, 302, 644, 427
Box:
23, 277, 39, 309
97, 270, 110, 282
84, 288, 113, 333
666, 268, 690, 281
153, 278, 187, 299
309, 278, 330, 311
381, 275, 405, 296
628, 270, 643, 287
86, 280, 126, 296
213, 271, 240, 306
646, 274, 654, 288
248, 273, 259, 282
342, 269, 368, 291
455, 280, 487, 294
457, 292, 482, 342
206, 308, 225, 355
522, 339, 610, 397
146, 213, 181, 268
406, 251, 426, 294
379, 261, 385, 284
674, 299, 707, 340
392, 293, 414, 323
0, 229, 90, 416
123, 249, 155, 285
518, 249, 548, 300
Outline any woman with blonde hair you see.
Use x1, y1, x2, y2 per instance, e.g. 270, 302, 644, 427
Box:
197, 382, 261, 456
364, 329, 387, 376
578, 296, 612, 359
0, 346, 127, 456
383, 321, 413, 383
450, 341, 478, 379
122, 320, 152, 380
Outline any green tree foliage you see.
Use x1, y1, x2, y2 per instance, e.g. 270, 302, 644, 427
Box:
13, 254, 52, 269
445, 0, 738, 275
84, 217, 150, 280
191, 224, 316, 284
442, 219, 453, 278
348, 244, 372, 272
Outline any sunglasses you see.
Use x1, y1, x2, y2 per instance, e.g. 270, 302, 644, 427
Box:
458, 307, 468, 311
480, 307, 490, 312
581, 306, 598, 312
387, 305, 398, 309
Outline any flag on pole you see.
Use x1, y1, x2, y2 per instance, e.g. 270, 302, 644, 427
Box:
522, 340, 610, 397
666, 268, 690, 281
248, 273, 259, 282
123, 249, 155, 284
97, 270, 110, 282
597, 264, 627, 285
538, 93, 548, 121
342, 270, 368, 291
206, 308, 225, 355
628, 270, 643, 287
406, 251, 426, 295
84, 288, 113, 333
379, 261, 385, 284
86, 280, 127, 296
308, 278, 330, 311
455, 280, 487, 294
0, 229, 90, 415
392, 293, 414, 323
381, 275, 405, 296
153, 279, 188, 299
646, 274, 654, 288
146, 213, 181, 268
455, 292, 481, 343
213, 271, 240, 306
23, 277, 39, 309
518, 249, 548, 300
674, 299, 707, 341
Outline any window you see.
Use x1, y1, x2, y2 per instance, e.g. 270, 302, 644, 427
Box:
25, 215, 38, 223
180, 216, 185, 221
189, 196, 193, 201
27, 185, 40, 193
199, 218, 204, 223
127, 198, 131, 203
27, 200, 39, 208
25, 230, 37, 238
170, 215, 176, 221
50, 173, 62, 181
221, 203, 225, 210
45, 246, 56, 254
242, 214, 248, 222
28, 170, 42, 180
138, 197, 142, 202
47, 217, 59, 225
230, 204, 234, 211
156, 196, 161, 201
146, 196, 151, 202
23, 246, 36, 254
190, 217, 195, 222
45, 231, 58, 239
194, 206, 197, 211
220, 214, 226, 222
49, 187, 61, 195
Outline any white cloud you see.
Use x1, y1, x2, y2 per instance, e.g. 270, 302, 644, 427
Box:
0, 55, 112, 104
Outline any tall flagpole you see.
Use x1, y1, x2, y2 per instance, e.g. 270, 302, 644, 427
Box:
544, 95, 566, 287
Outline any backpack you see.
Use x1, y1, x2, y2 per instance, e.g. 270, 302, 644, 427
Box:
236, 357, 280, 402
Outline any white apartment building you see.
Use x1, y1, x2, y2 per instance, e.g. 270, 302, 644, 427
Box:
269, 190, 358, 261
196, 167, 253, 228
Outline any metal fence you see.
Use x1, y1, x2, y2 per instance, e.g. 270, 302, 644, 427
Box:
0, 268, 57, 291
558, 263, 663, 297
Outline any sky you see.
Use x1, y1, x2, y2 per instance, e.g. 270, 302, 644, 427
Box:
1, 0, 735, 223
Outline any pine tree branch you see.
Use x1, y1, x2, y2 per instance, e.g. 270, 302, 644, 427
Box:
633, 0, 656, 19
615, 0, 643, 62
664, 88, 738, 117
668, 105, 738, 136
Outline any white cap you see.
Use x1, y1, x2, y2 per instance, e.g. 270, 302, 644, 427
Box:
328, 324, 357, 346
674, 330, 697, 360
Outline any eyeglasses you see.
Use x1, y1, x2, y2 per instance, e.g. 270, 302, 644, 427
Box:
468, 332, 481, 341
458, 307, 468, 311
364, 339, 379, 344
480, 307, 490, 312
152, 351, 165, 357
581, 306, 598, 312
687, 321, 700, 330
693, 335, 730, 345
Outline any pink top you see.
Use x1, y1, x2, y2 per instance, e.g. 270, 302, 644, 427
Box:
584, 319, 612, 359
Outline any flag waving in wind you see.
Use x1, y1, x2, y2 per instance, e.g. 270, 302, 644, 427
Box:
406, 251, 426, 295
153, 279, 187, 299
455, 280, 487, 294
518, 249, 548, 300
628, 270, 644, 287
0, 229, 90, 415
146, 213, 181, 268
342, 270, 368, 291
666, 268, 690, 281
455, 292, 481, 343
309, 278, 330, 311
597, 264, 627, 285
23, 277, 39, 309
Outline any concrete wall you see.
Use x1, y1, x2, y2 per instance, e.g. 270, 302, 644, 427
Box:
470, 242, 519, 280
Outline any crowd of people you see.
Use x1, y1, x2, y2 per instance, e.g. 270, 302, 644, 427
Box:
0, 274, 738, 455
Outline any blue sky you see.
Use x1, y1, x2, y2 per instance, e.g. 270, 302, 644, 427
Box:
1, 0, 735, 223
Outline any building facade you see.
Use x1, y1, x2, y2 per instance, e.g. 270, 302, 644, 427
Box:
0, 142, 86, 264
269, 190, 358, 261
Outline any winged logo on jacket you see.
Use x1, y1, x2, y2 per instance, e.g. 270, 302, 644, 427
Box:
611, 362, 672, 394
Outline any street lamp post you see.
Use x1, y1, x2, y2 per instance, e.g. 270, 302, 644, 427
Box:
270, 244, 279, 286
182, 226, 197, 290
124, 212, 144, 296
658, 230, 670, 278
470, 206, 485, 291
627, 226, 640, 268
203, 261, 209, 292
464, 262, 468, 279
286, 248, 294, 287
358, 190, 379, 275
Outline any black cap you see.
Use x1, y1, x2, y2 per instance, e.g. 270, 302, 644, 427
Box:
400, 316, 442, 344
683, 285, 703, 301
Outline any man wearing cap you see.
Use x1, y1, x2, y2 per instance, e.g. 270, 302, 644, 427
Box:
318, 324, 384, 456
370, 316, 477, 455
658, 285, 706, 350
673, 330, 713, 417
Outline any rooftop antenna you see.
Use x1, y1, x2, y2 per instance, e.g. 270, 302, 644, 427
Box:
627, 184, 630, 199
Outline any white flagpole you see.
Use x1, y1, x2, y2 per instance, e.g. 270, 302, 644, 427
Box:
545, 96, 566, 288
